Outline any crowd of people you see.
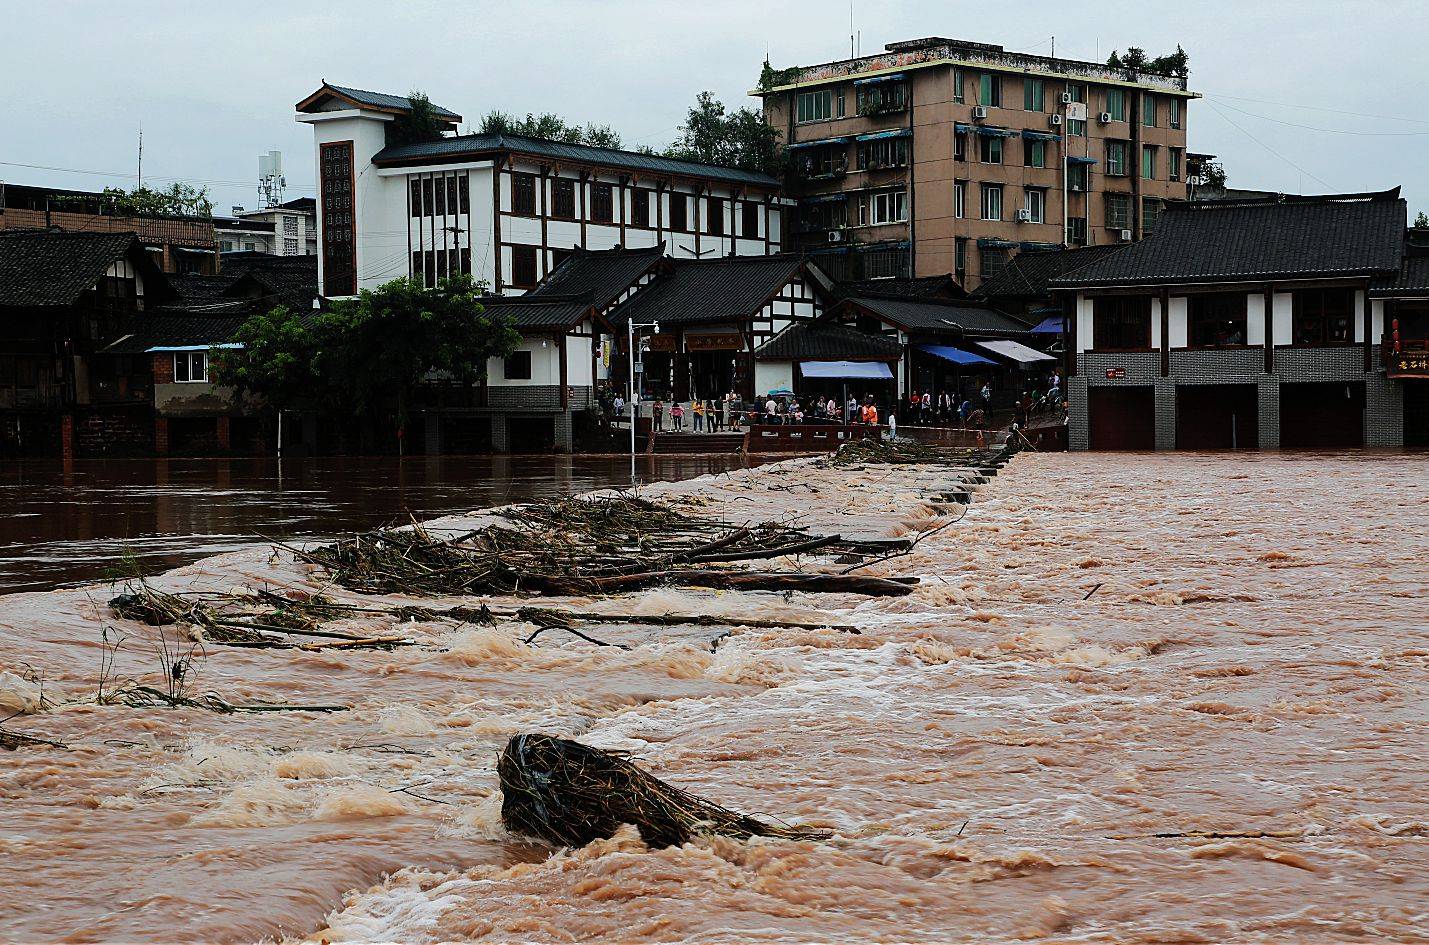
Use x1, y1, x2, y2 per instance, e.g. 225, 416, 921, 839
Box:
600, 369, 1066, 435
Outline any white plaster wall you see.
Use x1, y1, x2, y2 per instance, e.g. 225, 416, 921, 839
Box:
1239, 292, 1263, 346
1371, 299, 1385, 340
1271, 291, 1294, 346
1075, 294, 1093, 354
487, 340, 560, 386
1167, 296, 1188, 349
1353, 290, 1366, 342
1149, 297, 1163, 350
566, 333, 595, 386
755, 360, 794, 395
304, 112, 398, 296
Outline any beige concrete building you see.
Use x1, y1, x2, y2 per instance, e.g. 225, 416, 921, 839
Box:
757, 37, 1197, 289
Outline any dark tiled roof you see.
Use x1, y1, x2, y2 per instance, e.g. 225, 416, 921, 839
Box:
832, 274, 966, 301
1370, 253, 1429, 298
0, 231, 150, 307
610, 255, 809, 327
975, 244, 1127, 299
304, 83, 461, 120
842, 296, 1032, 335
170, 273, 240, 300
104, 314, 247, 354
529, 245, 665, 310
224, 255, 319, 310
478, 295, 594, 330
373, 132, 780, 188
755, 319, 902, 360
1054, 189, 1407, 288
279, 197, 316, 213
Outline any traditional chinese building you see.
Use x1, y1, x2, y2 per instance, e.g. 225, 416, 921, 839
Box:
1052, 188, 1418, 449
296, 83, 789, 299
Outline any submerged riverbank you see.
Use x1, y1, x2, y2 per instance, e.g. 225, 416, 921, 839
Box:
1, 451, 1425, 943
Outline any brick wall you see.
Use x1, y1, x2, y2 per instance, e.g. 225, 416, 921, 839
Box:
152, 353, 174, 385
1072, 345, 1405, 449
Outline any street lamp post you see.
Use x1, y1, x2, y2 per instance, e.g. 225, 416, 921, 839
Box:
626, 318, 660, 484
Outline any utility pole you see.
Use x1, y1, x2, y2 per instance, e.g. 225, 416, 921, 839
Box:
137, 124, 143, 190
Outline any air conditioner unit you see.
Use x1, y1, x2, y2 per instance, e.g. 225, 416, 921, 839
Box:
1099, 112, 1113, 124
1119, 228, 1133, 242
1049, 114, 1063, 127
971, 105, 988, 119
1060, 92, 1074, 105
827, 230, 843, 243
1016, 208, 1033, 223
1070, 183, 1085, 193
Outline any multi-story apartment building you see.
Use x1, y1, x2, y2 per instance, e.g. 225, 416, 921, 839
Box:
758, 37, 1196, 289
296, 82, 787, 299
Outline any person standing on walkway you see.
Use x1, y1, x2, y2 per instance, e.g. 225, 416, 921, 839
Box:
652, 398, 665, 432
691, 399, 704, 432
671, 401, 685, 431
722, 392, 733, 432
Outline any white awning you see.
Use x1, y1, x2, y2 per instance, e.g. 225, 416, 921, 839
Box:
799, 360, 894, 379
974, 339, 1055, 364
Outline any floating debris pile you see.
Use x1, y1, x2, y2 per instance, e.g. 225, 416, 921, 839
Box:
497, 733, 827, 848
824, 438, 1016, 468
286, 494, 920, 598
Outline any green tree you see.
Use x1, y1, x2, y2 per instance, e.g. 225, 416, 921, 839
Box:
665, 91, 783, 176
387, 91, 448, 147
215, 274, 521, 450
1107, 45, 1189, 79
73, 183, 213, 218
1415, 211, 1428, 228
479, 110, 623, 148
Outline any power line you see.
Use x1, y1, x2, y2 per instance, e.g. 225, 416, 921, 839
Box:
0, 159, 315, 193
1206, 100, 1429, 138
1200, 91, 1429, 127
1204, 100, 1333, 191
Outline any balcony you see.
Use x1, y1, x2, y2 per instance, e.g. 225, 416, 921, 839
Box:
792, 155, 848, 182
858, 99, 908, 117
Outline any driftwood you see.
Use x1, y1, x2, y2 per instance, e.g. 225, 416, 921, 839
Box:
497, 733, 826, 848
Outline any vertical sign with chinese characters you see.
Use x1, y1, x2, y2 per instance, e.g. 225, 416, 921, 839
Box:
319, 141, 356, 296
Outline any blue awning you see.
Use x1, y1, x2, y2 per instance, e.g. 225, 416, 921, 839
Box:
786, 136, 852, 151
917, 344, 995, 366
1067, 155, 1099, 165
800, 360, 895, 379
977, 238, 1018, 249
856, 240, 911, 252
856, 128, 912, 142
1020, 241, 1062, 251
800, 192, 848, 205
954, 122, 973, 134
853, 72, 907, 86
974, 125, 1019, 138
1022, 129, 1061, 141
807, 245, 851, 256
1031, 315, 1066, 334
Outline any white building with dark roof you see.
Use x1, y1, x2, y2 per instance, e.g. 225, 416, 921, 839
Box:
296, 82, 789, 299
1052, 187, 1420, 449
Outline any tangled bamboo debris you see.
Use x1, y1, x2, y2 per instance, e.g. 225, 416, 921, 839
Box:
823, 438, 1018, 468
0, 727, 66, 751
287, 494, 919, 599
107, 583, 419, 650
498, 733, 828, 849
112, 685, 348, 714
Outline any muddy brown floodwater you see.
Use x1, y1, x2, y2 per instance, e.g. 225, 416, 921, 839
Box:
0, 451, 1425, 944
0, 454, 751, 594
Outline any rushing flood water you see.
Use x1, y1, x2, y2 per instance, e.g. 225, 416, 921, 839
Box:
0, 452, 1425, 944
0, 455, 750, 594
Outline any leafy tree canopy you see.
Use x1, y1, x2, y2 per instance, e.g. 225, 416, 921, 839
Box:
1106, 44, 1190, 79
664, 91, 783, 177
214, 274, 521, 441
1415, 211, 1428, 228
55, 183, 213, 218
387, 91, 449, 147
479, 110, 623, 148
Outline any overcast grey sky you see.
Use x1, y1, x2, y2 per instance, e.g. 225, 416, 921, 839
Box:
4, 0, 1427, 217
